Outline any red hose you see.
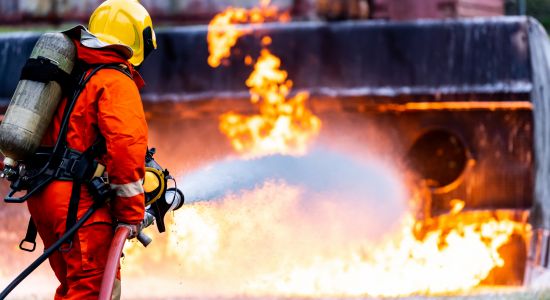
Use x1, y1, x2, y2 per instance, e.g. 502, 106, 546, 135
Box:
98, 226, 130, 300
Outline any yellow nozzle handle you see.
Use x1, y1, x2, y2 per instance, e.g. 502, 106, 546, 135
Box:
93, 164, 106, 178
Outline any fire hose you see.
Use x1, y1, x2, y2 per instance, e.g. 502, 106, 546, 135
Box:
99, 211, 156, 300
0, 204, 98, 299
99, 226, 129, 300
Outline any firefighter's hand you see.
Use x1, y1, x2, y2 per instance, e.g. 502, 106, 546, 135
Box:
116, 223, 142, 240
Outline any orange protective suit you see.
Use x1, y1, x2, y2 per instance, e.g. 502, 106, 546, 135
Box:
26, 34, 148, 299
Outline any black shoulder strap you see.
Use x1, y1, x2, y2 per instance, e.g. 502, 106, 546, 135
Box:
60, 176, 81, 252
103, 64, 133, 79
20, 56, 74, 94
60, 63, 132, 250
47, 63, 121, 168
19, 218, 37, 252
58, 65, 111, 251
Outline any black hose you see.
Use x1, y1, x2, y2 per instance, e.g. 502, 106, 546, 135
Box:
0, 205, 97, 299
25, 65, 103, 182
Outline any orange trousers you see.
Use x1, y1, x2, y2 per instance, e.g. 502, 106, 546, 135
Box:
27, 181, 117, 299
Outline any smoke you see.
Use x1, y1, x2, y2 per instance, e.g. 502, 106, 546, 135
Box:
119, 147, 411, 298
180, 147, 409, 242
1, 147, 412, 299
183, 147, 406, 204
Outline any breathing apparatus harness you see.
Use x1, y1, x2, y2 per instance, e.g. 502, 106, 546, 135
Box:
1, 53, 184, 299
4, 60, 124, 253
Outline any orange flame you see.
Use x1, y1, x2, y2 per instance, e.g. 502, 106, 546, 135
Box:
244, 216, 524, 297
450, 199, 466, 215
124, 181, 528, 298
219, 49, 321, 157
208, 3, 321, 158
207, 1, 278, 68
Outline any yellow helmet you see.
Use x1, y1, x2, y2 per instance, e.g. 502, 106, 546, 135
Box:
89, 0, 157, 66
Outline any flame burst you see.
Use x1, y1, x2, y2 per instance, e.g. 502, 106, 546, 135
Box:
207, 0, 279, 68
220, 49, 321, 157
208, 3, 321, 157
125, 181, 528, 298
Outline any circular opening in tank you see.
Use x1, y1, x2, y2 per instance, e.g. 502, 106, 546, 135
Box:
406, 129, 468, 189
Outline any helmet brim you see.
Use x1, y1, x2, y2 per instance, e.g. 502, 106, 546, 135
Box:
62, 25, 134, 60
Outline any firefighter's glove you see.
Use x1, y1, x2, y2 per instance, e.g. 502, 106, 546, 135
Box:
116, 223, 142, 240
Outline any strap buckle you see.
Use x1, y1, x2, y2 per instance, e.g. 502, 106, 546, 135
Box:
19, 239, 36, 252
55, 155, 74, 179
56, 148, 96, 181
19, 218, 38, 252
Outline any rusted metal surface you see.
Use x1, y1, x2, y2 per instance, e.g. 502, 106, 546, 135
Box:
0, 0, 295, 24
0, 18, 535, 104
141, 18, 531, 102
316, 0, 371, 20
372, 0, 504, 20
0, 0, 506, 25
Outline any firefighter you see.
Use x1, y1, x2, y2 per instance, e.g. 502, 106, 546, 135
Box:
25, 0, 156, 298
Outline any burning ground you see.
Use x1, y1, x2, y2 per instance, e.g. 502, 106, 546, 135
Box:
115, 148, 527, 299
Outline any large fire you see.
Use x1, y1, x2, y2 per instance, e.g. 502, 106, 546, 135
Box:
124, 179, 528, 298
122, 2, 530, 299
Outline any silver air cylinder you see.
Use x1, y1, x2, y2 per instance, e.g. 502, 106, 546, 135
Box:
0, 33, 76, 167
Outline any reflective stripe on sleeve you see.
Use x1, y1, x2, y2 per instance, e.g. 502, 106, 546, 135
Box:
111, 179, 144, 198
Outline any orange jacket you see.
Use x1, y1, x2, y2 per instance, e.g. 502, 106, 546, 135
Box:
39, 39, 148, 224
